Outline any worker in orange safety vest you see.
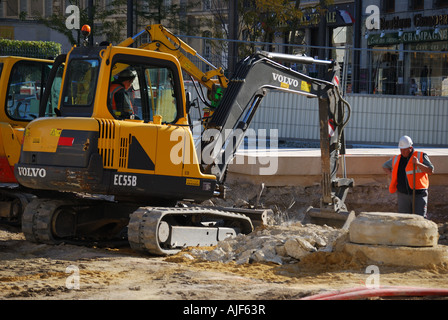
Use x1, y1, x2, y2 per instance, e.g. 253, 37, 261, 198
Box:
382, 135, 434, 217
109, 69, 137, 119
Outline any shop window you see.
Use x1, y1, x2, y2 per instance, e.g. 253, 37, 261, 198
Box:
203, 0, 211, 10
30, 0, 44, 17
371, 48, 399, 95
383, 0, 395, 13
408, 42, 448, 96
409, 0, 424, 10
5, 0, 19, 18
434, 0, 448, 8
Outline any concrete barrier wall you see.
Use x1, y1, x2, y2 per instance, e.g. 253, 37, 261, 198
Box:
227, 148, 448, 187
225, 148, 448, 219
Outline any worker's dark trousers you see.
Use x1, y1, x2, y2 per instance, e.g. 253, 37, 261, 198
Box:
397, 190, 428, 218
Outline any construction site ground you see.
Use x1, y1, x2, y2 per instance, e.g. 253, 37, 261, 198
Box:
1, 148, 448, 304
1, 221, 448, 302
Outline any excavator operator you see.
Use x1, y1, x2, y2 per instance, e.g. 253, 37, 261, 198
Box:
109, 69, 137, 119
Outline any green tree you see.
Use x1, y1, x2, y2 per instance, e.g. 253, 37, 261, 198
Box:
210, 0, 333, 57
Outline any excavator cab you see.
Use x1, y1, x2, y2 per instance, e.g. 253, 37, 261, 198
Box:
0, 56, 63, 224
17, 45, 217, 205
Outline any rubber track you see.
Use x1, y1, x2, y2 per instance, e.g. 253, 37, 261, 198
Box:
128, 206, 253, 256
0, 188, 35, 225
22, 199, 77, 244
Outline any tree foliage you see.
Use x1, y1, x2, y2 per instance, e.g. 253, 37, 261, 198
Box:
210, 0, 333, 57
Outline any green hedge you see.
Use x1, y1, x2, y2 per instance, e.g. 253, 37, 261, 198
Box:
0, 39, 61, 59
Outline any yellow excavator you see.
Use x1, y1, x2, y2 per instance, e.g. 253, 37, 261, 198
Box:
0, 55, 63, 224
16, 25, 353, 255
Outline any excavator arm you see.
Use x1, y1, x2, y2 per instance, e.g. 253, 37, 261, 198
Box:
202, 52, 349, 179
200, 51, 353, 225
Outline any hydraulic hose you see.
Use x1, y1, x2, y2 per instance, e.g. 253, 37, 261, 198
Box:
301, 286, 448, 300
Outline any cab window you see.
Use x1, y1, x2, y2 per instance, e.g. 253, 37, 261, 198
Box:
6, 61, 52, 120
42, 62, 64, 117
144, 66, 178, 123
60, 59, 99, 116
108, 58, 180, 123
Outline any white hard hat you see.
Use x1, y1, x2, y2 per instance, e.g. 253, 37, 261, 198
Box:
398, 135, 413, 149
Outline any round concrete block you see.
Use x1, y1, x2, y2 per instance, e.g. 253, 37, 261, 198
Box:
344, 243, 448, 267
349, 212, 439, 247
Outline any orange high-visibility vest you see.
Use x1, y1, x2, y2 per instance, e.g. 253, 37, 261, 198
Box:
109, 83, 134, 114
109, 83, 123, 111
389, 150, 429, 194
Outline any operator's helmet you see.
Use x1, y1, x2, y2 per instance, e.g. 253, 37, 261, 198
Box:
398, 135, 413, 149
117, 69, 137, 82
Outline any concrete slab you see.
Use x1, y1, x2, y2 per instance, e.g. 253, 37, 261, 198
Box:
344, 242, 448, 267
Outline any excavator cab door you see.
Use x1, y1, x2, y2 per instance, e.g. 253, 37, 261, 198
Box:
4, 59, 54, 123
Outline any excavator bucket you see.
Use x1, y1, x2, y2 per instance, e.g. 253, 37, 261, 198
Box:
302, 172, 355, 229
299, 71, 355, 229
303, 208, 356, 229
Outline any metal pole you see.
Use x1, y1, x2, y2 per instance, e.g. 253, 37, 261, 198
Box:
127, 0, 133, 39
317, 0, 328, 79
88, 0, 94, 46
353, 0, 362, 93
413, 163, 416, 214
228, 0, 238, 77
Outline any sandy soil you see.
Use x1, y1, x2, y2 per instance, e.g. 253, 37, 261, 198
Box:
1, 183, 447, 303
1, 222, 448, 302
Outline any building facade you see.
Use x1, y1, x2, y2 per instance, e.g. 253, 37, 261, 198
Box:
1, 0, 447, 96
363, 0, 448, 96
0, 0, 73, 51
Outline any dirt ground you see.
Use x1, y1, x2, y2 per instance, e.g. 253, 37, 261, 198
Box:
1, 222, 448, 301
1, 184, 448, 302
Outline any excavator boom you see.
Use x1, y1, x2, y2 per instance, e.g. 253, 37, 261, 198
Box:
118, 24, 228, 94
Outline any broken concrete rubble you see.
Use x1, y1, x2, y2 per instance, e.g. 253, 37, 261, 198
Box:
187, 222, 344, 265
184, 211, 448, 268
284, 237, 317, 260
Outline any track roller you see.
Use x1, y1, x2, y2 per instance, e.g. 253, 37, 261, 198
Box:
128, 206, 254, 255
